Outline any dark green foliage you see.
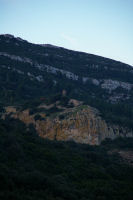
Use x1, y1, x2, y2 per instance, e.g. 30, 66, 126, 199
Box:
101, 137, 133, 150
0, 34, 133, 129
0, 118, 133, 200
34, 114, 45, 121
59, 114, 65, 120
83, 96, 133, 129
1, 36, 133, 200
60, 96, 69, 106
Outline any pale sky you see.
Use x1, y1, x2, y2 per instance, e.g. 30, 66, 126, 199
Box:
0, 0, 133, 66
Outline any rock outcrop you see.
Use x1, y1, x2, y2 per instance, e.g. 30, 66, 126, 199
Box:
3, 104, 133, 145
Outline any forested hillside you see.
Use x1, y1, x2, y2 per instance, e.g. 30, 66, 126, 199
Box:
0, 117, 133, 200
0, 34, 133, 130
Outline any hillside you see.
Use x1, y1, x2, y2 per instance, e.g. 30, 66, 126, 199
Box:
2, 102, 132, 145
0, 34, 133, 143
0, 117, 133, 200
0, 34, 133, 105
1, 34, 133, 199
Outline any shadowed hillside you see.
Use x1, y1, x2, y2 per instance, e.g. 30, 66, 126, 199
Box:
0, 118, 133, 200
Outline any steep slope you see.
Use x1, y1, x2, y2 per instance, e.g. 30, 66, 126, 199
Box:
0, 34, 133, 143
2, 102, 132, 145
0, 34, 133, 105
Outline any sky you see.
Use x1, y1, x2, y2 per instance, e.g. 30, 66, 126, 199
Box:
0, 0, 133, 66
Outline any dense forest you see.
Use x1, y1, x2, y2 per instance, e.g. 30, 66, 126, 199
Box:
0, 117, 133, 200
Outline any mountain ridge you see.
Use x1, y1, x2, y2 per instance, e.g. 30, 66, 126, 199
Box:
1, 34, 133, 144
1, 33, 132, 67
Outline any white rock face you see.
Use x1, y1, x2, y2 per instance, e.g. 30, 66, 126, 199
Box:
13, 68, 24, 74
109, 94, 130, 103
1, 65, 23, 75
82, 77, 89, 83
44, 53, 49, 56
39, 64, 79, 81
0, 52, 132, 92
120, 82, 132, 90
27, 72, 32, 76
82, 77, 100, 86
27, 72, 44, 82
101, 80, 120, 91
36, 75, 43, 82
92, 79, 100, 86
53, 80, 57, 85
0, 52, 79, 81
82, 77, 132, 92
27, 72, 34, 80
0, 52, 32, 64
63, 70, 78, 80
101, 79, 132, 91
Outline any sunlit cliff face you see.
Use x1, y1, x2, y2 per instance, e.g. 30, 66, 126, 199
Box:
3, 104, 132, 145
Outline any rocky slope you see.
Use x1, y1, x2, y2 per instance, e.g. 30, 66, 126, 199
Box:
1, 34, 133, 143
3, 103, 132, 145
0, 34, 133, 105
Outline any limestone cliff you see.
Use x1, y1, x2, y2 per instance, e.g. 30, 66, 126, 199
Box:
3, 104, 133, 145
